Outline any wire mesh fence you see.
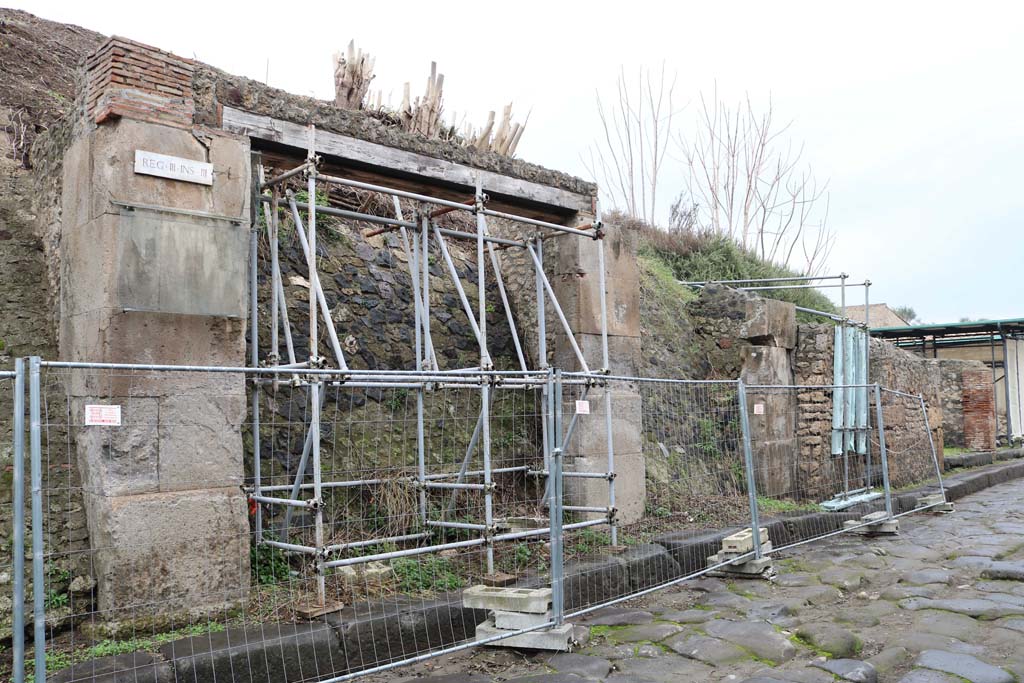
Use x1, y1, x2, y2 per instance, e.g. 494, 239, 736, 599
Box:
6, 361, 949, 683
0, 369, 20, 683
877, 387, 945, 516
558, 376, 758, 617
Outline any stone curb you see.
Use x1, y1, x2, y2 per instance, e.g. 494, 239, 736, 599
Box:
942, 447, 1024, 472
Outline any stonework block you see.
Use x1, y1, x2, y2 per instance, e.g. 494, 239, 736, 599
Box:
72, 396, 159, 497
564, 452, 646, 525
563, 388, 643, 458
741, 297, 797, 349
741, 346, 794, 386
157, 392, 246, 491
86, 487, 250, 616
552, 333, 641, 376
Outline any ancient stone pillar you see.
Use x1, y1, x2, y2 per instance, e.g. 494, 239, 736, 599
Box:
552, 219, 646, 526
58, 37, 250, 624
739, 298, 797, 498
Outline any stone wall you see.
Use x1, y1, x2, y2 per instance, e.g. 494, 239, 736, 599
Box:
792, 323, 946, 495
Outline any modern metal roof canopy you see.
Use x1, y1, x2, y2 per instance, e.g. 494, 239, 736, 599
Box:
871, 317, 1024, 340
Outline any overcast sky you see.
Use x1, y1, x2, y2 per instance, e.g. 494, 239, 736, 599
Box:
14, 1, 1024, 323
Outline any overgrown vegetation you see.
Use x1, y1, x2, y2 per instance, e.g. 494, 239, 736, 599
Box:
251, 544, 292, 586
26, 624, 225, 683
756, 496, 821, 513
391, 556, 462, 593
629, 215, 838, 319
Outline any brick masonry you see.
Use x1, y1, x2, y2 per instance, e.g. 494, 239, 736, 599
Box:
85, 37, 195, 128
962, 366, 997, 451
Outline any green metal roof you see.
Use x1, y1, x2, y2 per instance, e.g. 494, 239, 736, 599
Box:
871, 317, 1024, 339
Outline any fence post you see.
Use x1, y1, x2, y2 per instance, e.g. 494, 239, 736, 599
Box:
548, 369, 565, 626
873, 384, 894, 519
29, 356, 45, 683
12, 359, 25, 683
918, 394, 946, 502
737, 380, 762, 559
310, 379, 326, 606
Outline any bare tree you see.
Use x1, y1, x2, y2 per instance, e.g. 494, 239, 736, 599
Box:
584, 65, 677, 226
675, 89, 833, 274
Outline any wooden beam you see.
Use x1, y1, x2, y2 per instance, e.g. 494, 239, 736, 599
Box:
222, 106, 591, 219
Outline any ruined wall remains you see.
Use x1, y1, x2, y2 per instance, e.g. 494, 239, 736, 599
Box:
48, 36, 252, 624
794, 324, 945, 492
962, 366, 997, 452
936, 358, 994, 449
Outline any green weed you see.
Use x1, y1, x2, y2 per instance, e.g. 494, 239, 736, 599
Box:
391, 556, 462, 593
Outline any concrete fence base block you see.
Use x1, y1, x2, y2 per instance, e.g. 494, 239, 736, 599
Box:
494, 609, 554, 630
721, 527, 770, 554
707, 555, 775, 580
476, 619, 574, 651
844, 516, 900, 536
463, 585, 552, 613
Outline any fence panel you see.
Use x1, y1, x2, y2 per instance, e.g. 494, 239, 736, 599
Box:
2, 367, 22, 683
10, 361, 952, 683
21, 363, 562, 683
559, 376, 758, 617
876, 387, 945, 516
746, 384, 889, 552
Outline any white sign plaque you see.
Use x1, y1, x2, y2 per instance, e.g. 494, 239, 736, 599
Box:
85, 404, 122, 427
134, 150, 213, 185
575, 400, 591, 415
753, 403, 766, 415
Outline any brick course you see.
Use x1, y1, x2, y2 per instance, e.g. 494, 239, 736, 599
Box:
85, 36, 194, 128
962, 367, 997, 451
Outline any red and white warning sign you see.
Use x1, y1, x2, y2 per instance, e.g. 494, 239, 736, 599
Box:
575, 400, 591, 415
85, 404, 122, 426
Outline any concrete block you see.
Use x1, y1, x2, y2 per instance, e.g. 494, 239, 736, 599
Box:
716, 541, 773, 562
86, 487, 249, 616
476, 619, 574, 651
462, 586, 552, 613
707, 555, 775, 578
494, 609, 553, 630
722, 527, 770, 553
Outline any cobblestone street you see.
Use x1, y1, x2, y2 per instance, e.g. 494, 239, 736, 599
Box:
386, 478, 1024, 683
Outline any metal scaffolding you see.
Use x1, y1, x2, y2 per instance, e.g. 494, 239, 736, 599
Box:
251, 126, 617, 608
